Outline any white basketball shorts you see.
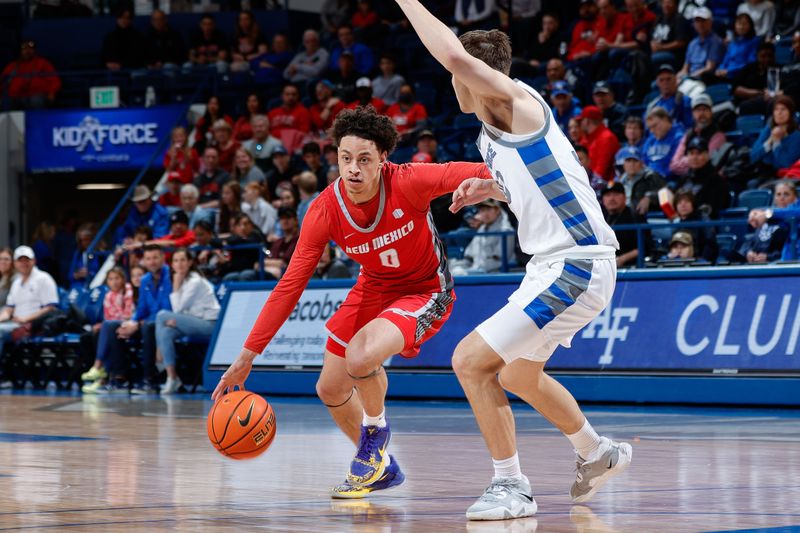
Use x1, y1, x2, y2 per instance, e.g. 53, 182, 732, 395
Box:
476, 257, 616, 363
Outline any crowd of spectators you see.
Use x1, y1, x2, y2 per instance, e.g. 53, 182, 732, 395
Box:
4, 0, 800, 391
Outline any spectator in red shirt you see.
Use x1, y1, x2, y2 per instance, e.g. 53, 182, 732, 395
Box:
159, 172, 184, 208
346, 77, 387, 113
211, 119, 240, 174
155, 211, 197, 250
567, 0, 600, 61
232, 93, 264, 142
1, 40, 61, 109
163, 126, 199, 184
385, 84, 428, 143
310, 79, 346, 136
268, 83, 311, 138
579, 105, 620, 181
352, 0, 379, 30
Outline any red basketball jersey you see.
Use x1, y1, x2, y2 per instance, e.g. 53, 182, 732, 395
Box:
243, 161, 491, 354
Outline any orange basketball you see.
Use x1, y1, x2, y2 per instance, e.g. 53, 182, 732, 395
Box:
207, 390, 276, 460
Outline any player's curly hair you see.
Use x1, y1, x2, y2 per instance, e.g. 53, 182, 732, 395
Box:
330, 107, 399, 155
459, 30, 512, 75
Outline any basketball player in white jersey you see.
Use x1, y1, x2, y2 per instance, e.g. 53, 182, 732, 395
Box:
395, 0, 633, 521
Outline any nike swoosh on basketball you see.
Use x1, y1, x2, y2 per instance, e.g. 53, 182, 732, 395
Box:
238, 400, 255, 427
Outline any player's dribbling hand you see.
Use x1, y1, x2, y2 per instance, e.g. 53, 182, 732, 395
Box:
450, 178, 497, 213
211, 348, 258, 401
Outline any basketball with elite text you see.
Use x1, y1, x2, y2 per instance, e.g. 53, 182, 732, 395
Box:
207, 391, 276, 459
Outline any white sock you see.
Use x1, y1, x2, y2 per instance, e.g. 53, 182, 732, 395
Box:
565, 419, 605, 460
492, 452, 523, 480
363, 409, 387, 428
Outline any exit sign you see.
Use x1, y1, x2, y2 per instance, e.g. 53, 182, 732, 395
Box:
90, 86, 120, 109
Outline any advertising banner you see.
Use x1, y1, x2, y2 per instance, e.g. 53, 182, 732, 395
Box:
25, 105, 184, 173
209, 275, 800, 372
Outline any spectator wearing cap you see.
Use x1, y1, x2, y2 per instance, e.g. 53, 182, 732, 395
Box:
372, 54, 406, 106
644, 64, 693, 129
0, 246, 58, 360
650, 0, 691, 67
385, 84, 428, 143
567, 0, 600, 61
575, 144, 608, 196
660, 231, 696, 262
450, 198, 515, 276
669, 93, 727, 177
678, 8, 725, 84
179, 184, 213, 229
672, 190, 718, 262
242, 115, 284, 172
643, 106, 684, 178
195, 147, 231, 206
617, 147, 665, 214
592, 81, 628, 140
715, 13, 759, 81
550, 81, 582, 135
284, 29, 330, 84
751, 95, 800, 176
153, 211, 197, 251
329, 24, 374, 75
676, 136, 730, 218
300, 142, 327, 191
116, 185, 170, 245
159, 172, 185, 208
265, 146, 301, 199
0, 40, 61, 109
579, 105, 620, 181
737, 0, 776, 37
268, 83, 311, 140
264, 208, 301, 280
733, 42, 776, 116
415, 130, 439, 163
210, 119, 240, 174
601, 183, 644, 267
310, 80, 346, 136
347, 77, 387, 113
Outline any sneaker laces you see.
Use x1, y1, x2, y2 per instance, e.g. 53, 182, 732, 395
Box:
575, 456, 590, 483
355, 426, 380, 463
482, 479, 517, 501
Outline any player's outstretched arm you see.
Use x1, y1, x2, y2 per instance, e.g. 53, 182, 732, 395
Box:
394, 0, 518, 99
211, 205, 330, 400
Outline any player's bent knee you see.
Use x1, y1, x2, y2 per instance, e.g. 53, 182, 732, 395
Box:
344, 346, 379, 379
316, 379, 352, 406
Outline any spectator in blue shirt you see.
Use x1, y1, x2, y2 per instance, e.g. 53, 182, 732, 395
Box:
328, 24, 374, 75
115, 185, 170, 246
645, 64, 693, 130
715, 13, 760, 80
751, 95, 800, 172
103, 244, 172, 393
68, 224, 101, 289
678, 7, 726, 84
749, 180, 800, 259
550, 81, 582, 135
643, 106, 684, 178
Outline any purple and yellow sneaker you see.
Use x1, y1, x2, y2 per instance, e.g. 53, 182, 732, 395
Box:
332, 455, 406, 499
346, 423, 391, 486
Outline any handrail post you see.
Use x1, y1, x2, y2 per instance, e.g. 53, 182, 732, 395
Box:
636, 226, 645, 269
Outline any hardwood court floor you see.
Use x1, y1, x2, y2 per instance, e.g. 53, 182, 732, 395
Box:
1, 392, 800, 532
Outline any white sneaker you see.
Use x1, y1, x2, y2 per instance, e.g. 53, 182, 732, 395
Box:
466, 475, 537, 521
160, 377, 183, 395
0, 380, 13, 389
570, 437, 633, 503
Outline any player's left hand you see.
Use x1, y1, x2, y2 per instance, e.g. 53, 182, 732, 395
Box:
450, 178, 497, 213
211, 348, 258, 401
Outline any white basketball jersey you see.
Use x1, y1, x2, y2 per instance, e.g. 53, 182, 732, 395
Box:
476, 80, 619, 260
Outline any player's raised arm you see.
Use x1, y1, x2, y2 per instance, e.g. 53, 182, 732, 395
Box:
211, 204, 330, 400
394, 0, 518, 99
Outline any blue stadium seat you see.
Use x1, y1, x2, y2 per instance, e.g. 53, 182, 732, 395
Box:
776, 39, 793, 66
705, 83, 732, 105
389, 146, 416, 163
736, 115, 765, 136
719, 208, 750, 240
737, 189, 772, 209
716, 233, 738, 261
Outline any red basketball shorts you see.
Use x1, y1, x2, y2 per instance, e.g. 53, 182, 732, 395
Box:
325, 283, 455, 359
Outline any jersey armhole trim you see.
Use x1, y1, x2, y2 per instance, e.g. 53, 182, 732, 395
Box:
481, 80, 551, 149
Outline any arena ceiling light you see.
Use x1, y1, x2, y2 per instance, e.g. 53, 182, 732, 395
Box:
76, 183, 127, 190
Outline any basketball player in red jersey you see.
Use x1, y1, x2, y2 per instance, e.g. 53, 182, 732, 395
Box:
212, 107, 491, 497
